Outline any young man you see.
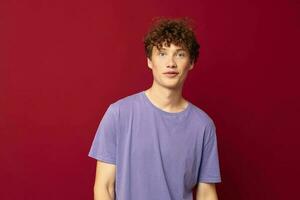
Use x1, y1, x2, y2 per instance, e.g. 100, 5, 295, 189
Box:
88, 18, 222, 200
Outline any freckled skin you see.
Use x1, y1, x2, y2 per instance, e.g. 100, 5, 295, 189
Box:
147, 43, 194, 90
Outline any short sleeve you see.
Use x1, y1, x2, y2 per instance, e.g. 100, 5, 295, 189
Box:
88, 104, 118, 165
197, 121, 222, 183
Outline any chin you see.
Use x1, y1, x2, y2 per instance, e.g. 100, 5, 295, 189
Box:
154, 79, 182, 89
162, 84, 181, 90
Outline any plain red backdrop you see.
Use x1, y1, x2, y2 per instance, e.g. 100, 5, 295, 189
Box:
1, 0, 299, 199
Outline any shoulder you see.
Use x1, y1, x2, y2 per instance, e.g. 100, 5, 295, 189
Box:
189, 103, 216, 128
188, 104, 218, 145
108, 91, 142, 114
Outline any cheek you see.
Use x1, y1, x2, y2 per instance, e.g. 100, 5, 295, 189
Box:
151, 60, 163, 70
181, 62, 192, 71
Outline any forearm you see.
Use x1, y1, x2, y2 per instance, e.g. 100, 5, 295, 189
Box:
196, 192, 218, 200
94, 186, 115, 200
196, 183, 218, 200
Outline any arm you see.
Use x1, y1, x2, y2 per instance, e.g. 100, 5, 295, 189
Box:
93, 160, 116, 200
196, 183, 218, 200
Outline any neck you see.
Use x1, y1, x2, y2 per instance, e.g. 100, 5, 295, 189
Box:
144, 82, 188, 113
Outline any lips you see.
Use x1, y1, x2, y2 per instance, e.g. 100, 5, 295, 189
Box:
163, 71, 179, 78
163, 71, 179, 74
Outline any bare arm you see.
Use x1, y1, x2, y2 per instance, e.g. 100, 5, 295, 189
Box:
196, 183, 218, 200
93, 160, 116, 200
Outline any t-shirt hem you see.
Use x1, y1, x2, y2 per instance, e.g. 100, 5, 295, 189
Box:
88, 153, 116, 165
198, 177, 222, 183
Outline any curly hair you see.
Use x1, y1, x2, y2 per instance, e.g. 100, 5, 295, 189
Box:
143, 17, 200, 63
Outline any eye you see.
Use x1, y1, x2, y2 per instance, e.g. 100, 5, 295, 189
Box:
177, 52, 186, 57
158, 52, 166, 56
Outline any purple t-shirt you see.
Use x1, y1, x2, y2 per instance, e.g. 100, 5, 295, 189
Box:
88, 91, 221, 200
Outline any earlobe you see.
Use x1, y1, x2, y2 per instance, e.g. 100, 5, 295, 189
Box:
189, 62, 194, 70
147, 58, 153, 69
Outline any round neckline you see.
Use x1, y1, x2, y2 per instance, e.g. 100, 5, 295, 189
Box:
140, 90, 191, 116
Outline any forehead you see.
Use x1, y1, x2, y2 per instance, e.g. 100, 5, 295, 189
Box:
153, 43, 187, 51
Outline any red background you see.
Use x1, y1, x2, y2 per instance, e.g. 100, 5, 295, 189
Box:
1, 0, 299, 199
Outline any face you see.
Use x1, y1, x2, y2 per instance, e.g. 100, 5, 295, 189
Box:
147, 43, 194, 90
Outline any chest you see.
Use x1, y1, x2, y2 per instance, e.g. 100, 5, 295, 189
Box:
124, 114, 204, 169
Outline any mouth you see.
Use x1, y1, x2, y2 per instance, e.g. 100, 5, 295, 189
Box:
163, 72, 179, 78
163, 71, 179, 74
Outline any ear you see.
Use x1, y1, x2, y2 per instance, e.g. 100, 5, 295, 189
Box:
188, 61, 194, 71
147, 57, 153, 69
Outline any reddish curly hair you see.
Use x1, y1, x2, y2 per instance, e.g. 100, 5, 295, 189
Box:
143, 17, 200, 63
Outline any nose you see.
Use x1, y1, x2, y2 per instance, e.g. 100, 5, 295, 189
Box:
167, 56, 177, 68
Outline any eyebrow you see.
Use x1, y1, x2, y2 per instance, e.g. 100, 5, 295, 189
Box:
158, 48, 187, 52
